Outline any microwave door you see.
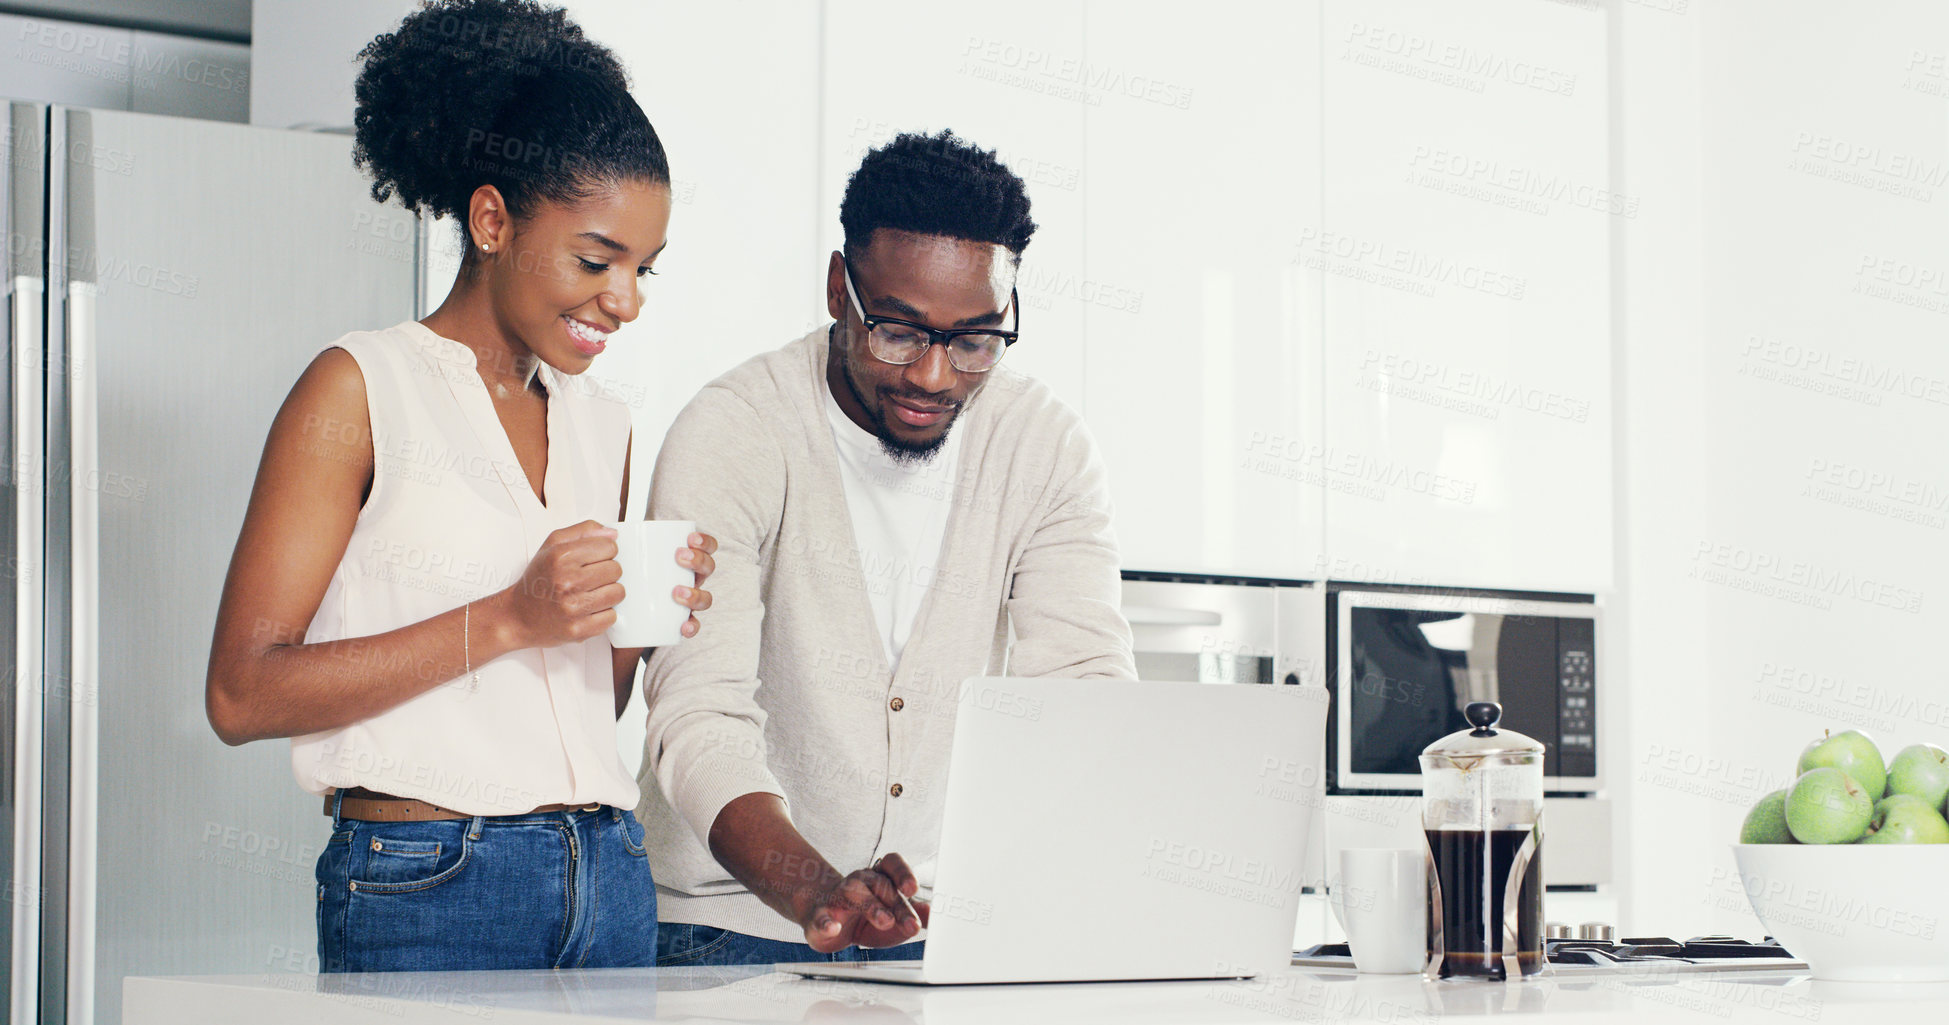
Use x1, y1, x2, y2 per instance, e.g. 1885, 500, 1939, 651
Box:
1346, 610, 1464, 780
1333, 590, 1600, 794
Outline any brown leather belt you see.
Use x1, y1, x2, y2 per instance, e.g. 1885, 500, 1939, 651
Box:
325, 787, 603, 822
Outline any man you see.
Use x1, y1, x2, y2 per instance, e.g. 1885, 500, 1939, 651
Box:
637, 130, 1136, 967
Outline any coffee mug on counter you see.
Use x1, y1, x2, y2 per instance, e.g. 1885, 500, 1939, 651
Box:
604, 519, 695, 648
1327, 848, 1428, 974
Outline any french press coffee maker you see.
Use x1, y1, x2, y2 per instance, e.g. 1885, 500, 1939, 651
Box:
1419, 701, 1545, 980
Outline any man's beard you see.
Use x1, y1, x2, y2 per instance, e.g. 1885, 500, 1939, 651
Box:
840, 354, 959, 465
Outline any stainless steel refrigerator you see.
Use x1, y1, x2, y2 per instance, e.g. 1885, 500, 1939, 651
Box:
5, 101, 417, 1025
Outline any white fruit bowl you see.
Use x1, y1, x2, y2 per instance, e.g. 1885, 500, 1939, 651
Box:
1731, 844, 1949, 982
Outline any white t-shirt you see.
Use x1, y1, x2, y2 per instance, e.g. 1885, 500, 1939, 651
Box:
823, 381, 963, 669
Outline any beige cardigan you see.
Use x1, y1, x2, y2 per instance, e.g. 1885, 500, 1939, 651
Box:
636, 326, 1137, 941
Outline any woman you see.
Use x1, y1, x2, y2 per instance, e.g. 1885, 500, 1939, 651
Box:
203, 0, 704, 972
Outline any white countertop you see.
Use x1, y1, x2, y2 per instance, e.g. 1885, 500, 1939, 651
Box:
123, 963, 1949, 1025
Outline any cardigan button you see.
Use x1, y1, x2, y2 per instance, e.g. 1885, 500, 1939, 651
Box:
889, 783, 904, 798
889, 697, 904, 712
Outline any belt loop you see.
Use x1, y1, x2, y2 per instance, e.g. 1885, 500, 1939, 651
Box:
467, 815, 484, 842
331, 788, 345, 825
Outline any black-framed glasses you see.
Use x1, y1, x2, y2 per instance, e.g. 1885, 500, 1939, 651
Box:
842, 257, 1019, 373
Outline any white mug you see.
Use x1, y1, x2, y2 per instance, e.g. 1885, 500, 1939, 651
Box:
603, 520, 695, 648
1327, 848, 1427, 974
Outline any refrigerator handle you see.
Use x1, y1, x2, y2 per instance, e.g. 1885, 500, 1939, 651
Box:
64, 272, 98, 1025
44, 105, 96, 1025
10, 262, 45, 1025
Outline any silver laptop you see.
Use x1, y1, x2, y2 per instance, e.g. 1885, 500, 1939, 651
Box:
779, 676, 1329, 985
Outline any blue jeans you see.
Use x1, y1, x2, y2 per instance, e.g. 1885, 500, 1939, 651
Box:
655, 922, 925, 967
316, 802, 657, 972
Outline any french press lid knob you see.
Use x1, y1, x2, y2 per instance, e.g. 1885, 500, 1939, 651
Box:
1421, 700, 1545, 760
1466, 701, 1501, 736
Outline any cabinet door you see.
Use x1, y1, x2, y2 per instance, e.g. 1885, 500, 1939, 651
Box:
1083, 0, 1326, 580
821, 0, 1089, 412
1321, 0, 1612, 592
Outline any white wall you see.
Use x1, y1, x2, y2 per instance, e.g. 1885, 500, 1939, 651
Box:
1614, 0, 1949, 937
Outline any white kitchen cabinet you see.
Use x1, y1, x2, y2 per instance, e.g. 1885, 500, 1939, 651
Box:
820, 0, 1090, 413
814, 0, 1611, 591
1081, 0, 1328, 581
1319, 0, 1613, 592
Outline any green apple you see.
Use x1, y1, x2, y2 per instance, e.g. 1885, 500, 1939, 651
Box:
1859, 793, 1949, 844
1785, 767, 1874, 844
1885, 743, 1949, 811
1739, 789, 1797, 844
1796, 730, 1887, 802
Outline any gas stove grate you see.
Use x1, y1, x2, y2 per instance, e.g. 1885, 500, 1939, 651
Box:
1294, 935, 1808, 974
1546, 936, 1797, 966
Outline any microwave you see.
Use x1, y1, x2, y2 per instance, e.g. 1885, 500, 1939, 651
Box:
1327, 584, 1600, 794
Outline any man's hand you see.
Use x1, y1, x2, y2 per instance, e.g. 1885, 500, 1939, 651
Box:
797, 854, 931, 953
708, 795, 931, 953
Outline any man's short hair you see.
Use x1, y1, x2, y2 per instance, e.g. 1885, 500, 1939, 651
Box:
839, 130, 1037, 260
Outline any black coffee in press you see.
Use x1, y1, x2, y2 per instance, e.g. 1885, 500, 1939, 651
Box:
1426, 827, 1544, 979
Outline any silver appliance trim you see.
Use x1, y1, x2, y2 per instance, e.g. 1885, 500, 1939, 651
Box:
41, 103, 72, 1025
1333, 589, 1603, 793
10, 272, 44, 1025
65, 263, 99, 1025
1503, 826, 1540, 980
7, 99, 46, 1025
55, 105, 98, 1025
1121, 606, 1224, 627
1423, 844, 1443, 978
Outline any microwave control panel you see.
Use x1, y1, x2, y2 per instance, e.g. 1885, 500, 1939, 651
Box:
1556, 618, 1597, 777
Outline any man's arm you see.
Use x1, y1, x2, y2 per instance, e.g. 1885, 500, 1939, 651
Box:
1003, 415, 1138, 679
641, 387, 789, 848
642, 387, 921, 950
708, 794, 926, 952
